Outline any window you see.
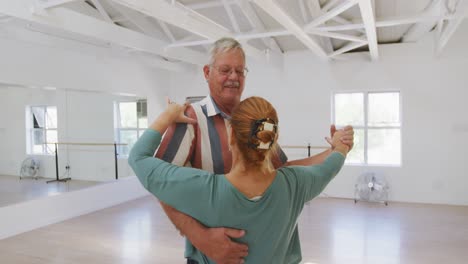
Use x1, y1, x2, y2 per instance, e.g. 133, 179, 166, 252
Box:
27, 106, 58, 155
115, 99, 147, 156
333, 92, 401, 166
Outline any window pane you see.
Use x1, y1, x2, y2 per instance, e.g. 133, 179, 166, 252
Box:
46, 130, 58, 154
31, 107, 45, 128
368, 93, 400, 127
368, 128, 401, 165
119, 102, 137, 128
335, 93, 364, 126
46, 107, 58, 129
345, 128, 364, 164
119, 130, 138, 156
33, 129, 44, 144
137, 100, 148, 128
138, 117, 148, 128
32, 129, 44, 154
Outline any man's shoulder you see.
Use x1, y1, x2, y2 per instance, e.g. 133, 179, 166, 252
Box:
190, 96, 211, 108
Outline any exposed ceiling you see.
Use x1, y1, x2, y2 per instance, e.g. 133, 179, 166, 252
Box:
0, 0, 467, 70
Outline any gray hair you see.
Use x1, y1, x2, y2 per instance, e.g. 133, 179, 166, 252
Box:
208, 37, 245, 65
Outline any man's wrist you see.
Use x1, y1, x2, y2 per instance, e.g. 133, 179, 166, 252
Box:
333, 145, 349, 156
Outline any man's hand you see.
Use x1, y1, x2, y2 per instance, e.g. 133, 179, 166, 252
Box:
160, 203, 248, 264
194, 227, 248, 264
327, 125, 354, 150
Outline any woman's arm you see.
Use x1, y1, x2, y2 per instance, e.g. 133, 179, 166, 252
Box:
128, 101, 218, 217
284, 129, 350, 202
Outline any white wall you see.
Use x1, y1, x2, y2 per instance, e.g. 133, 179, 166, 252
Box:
168, 22, 468, 206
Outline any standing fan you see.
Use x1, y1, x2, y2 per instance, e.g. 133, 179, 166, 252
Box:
20, 157, 40, 180
354, 172, 389, 206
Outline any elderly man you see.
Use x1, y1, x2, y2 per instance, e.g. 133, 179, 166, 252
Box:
156, 37, 354, 264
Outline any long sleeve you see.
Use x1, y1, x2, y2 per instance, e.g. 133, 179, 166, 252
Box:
282, 152, 345, 203
128, 129, 216, 223
154, 105, 197, 166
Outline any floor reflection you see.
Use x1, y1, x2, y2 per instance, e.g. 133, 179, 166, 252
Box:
0, 174, 103, 207
331, 213, 401, 263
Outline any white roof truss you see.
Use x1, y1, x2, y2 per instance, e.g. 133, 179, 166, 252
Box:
304, 0, 358, 30
107, 1, 170, 41
110, 0, 281, 67
221, 0, 240, 33
237, 0, 282, 52
436, 17, 464, 54
304, 0, 334, 54
36, 0, 79, 10
357, 0, 378, 60
329, 41, 367, 58
252, 0, 328, 59
436, 0, 468, 54
89, 0, 113, 23
316, 12, 466, 32
0, 0, 205, 67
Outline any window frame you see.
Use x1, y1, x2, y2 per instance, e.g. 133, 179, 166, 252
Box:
114, 99, 148, 157
332, 91, 402, 166
27, 105, 58, 155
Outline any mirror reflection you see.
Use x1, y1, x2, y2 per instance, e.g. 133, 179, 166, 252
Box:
0, 83, 146, 207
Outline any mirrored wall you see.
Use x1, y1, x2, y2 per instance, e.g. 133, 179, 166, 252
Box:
0, 83, 146, 207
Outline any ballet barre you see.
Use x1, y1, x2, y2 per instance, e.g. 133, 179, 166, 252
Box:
281, 144, 328, 157
46, 142, 127, 183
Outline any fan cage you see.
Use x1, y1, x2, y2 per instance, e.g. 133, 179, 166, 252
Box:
354, 172, 389, 206
20, 157, 40, 180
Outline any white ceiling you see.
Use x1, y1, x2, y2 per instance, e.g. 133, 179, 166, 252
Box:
0, 0, 467, 70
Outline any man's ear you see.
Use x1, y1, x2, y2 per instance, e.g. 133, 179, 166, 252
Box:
203, 65, 210, 80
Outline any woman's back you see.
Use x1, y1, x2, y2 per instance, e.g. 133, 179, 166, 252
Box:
129, 129, 345, 263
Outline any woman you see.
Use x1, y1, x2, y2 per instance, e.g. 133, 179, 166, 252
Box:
128, 96, 349, 264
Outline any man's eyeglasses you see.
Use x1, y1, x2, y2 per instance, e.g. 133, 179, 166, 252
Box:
211, 65, 249, 77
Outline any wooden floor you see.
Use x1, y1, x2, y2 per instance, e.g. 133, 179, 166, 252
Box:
1, 196, 468, 264
0, 175, 102, 207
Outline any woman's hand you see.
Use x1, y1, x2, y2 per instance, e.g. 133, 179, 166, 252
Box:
164, 97, 197, 124
150, 97, 197, 134
326, 128, 350, 156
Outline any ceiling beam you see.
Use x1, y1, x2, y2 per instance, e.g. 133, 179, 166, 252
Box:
436, 17, 464, 54
252, 0, 328, 59
186, 0, 236, 10
316, 13, 466, 31
0, 0, 206, 65
329, 41, 366, 58
330, 16, 366, 33
238, 0, 282, 52
89, 0, 113, 23
221, 0, 240, 33
322, 0, 342, 12
357, 0, 378, 60
308, 29, 367, 42
304, 0, 334, 54
168, 29, 291, 48
110, 0, 278, 65
402, 0, 442, 42
107, 1, 168, 40
157, 20, 176, 43
435, 0, 468, 54
304, 0, 358, 30
36, 0, 78, 9
111, 14, 127, 22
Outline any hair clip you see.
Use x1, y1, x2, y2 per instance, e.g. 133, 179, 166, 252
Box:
248, 118, 277, 150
